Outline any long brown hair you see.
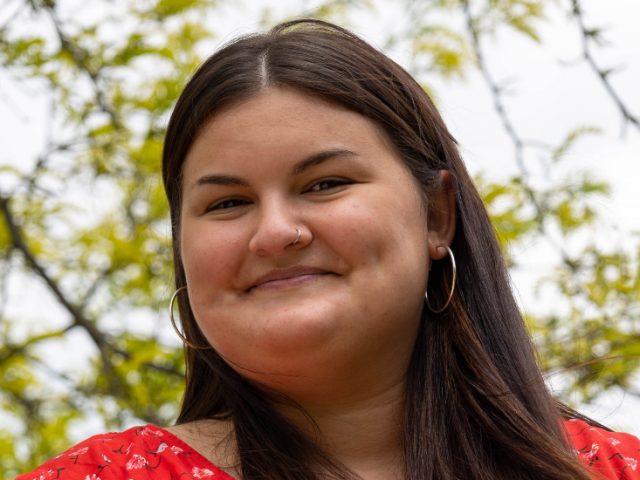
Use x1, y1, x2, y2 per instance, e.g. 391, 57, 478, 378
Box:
162, 19, 593, 480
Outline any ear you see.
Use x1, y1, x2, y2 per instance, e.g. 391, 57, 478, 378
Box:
427, 170, 456, 261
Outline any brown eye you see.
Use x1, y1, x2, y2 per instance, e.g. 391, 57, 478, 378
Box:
206, 198, 251, 212
307, 178, 352, 193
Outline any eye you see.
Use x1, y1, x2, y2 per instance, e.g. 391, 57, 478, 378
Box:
306, 178, 352, 193
206, 198, 251, 212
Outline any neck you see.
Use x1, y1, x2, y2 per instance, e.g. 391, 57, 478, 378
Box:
277, 378, 406, 479
172, 376, 407, 480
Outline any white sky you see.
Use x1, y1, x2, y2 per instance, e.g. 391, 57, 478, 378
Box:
1, 0, 639, 435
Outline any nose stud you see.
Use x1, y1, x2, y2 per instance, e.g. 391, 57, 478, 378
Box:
289, 227, 302, 246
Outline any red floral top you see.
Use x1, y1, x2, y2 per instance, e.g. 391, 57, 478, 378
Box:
16, 425, 234, 480
565, 419, 640, 479
16, 419, 640, 480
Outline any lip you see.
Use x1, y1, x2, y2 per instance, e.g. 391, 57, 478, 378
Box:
248, 266, 332, 291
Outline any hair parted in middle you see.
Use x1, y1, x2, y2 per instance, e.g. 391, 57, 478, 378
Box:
162, 18, 592, 480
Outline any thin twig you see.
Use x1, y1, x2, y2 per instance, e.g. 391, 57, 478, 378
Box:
42, 4, 122, 129
570, 0, 639, 134
461, 0, 582, 268
0, 195, 113, 356
461, 0, 528, 176
0, 328, 69, 364
0, 0, 27, 31
0, 195, 184, 381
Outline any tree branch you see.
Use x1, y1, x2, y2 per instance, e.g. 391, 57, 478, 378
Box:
461, 0, 528, 176
570, 0, 639, 134
0, 195, 112, 355
461, 0, 587, 269
42, 3, 122, 129
0, 328, 69, 364
1, 193, 184, 405
0, 1, 27, 32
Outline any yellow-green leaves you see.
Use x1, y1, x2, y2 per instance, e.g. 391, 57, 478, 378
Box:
413, 25, 471, 78
484, 0, 547, 41
154, 0, 210, 19
480, 175, 538, 251
0, 0, 638, 474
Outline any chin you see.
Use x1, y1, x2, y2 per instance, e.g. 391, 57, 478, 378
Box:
261, 307, 341, 351
212, 310, 343, 377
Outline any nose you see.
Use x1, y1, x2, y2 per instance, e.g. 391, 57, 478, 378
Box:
248, 198, 311, 256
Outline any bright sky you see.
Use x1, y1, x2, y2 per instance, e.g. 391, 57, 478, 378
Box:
1, 0, 639, 435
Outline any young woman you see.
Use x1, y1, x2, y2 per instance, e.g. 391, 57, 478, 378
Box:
18, 19, 639, 480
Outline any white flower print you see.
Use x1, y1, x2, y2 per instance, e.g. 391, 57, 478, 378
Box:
140, 426, 163, 437
84, 475, 101, 480
68, 447, 89, 457
586, 442, 599, 460
577, 442, 599, 464
624, 456, 638, 471
192, 467, 214, 478
125, 454, 148, 470
608, 437, 621, 446
170, 445, 184, 455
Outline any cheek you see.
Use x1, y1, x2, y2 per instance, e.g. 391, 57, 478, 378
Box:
179, 222, 244, 300
316, 193, 430, 322
328, 193, 427, 261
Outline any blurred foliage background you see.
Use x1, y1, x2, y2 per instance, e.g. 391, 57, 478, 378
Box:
0, 0, 638, 476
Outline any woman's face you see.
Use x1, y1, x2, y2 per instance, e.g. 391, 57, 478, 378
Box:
179, 87, 434, 401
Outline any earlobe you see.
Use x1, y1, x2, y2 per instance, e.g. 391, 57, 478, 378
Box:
427, 170, 456, 260
428, 244, 449, 261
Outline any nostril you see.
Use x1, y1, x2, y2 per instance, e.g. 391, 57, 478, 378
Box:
248, 222, 311, 256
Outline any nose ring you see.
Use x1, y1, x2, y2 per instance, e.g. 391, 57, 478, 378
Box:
290, 227, 302, 246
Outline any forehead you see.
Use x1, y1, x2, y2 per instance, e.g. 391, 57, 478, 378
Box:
195, 87, 378, 141
182, 87, 401, 176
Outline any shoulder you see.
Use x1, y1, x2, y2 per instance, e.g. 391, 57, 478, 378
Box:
16, 424, 235, 480
564, 418, 640, 479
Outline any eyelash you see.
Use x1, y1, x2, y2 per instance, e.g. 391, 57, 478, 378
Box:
206, 198, 251, 212
305, 177, 352, 193
205, 178, 352, 212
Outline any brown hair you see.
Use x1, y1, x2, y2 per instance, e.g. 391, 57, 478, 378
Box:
162, 19, 592, 480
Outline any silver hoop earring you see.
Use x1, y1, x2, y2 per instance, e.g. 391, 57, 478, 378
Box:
289, 227, 302, 246
169, 286, 210, 350
425, 245, 457, 313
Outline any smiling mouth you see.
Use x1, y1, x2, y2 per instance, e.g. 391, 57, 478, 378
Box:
247, 268, 333, 292
252, 273, 329, 291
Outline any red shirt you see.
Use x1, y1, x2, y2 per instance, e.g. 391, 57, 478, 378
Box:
565, 418, 640, 479
15, 425, 234, 480
16, 419, 640, 479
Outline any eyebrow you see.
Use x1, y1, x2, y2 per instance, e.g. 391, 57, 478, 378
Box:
192, 148, 358, 190
292, 148, 357, 174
